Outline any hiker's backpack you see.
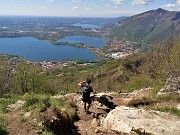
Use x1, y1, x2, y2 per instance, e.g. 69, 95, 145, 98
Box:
81, 84, 90, 98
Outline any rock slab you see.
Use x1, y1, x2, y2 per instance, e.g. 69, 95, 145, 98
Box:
102, 106, 180, 135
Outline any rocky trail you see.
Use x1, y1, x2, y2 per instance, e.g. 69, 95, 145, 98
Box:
3, 87, 180, 135
73, 104, 107, 135
73, 97, 119, 135
71, 90, 144, 135
69, 88, 180, 135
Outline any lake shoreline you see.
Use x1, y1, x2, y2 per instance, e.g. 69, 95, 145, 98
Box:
49, 40, 109, 60
0, 36, 107, 61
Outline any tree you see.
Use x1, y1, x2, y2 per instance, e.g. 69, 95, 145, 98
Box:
167, 42, 180, 76
12, 62, 51, 94
0, 61, 13, 97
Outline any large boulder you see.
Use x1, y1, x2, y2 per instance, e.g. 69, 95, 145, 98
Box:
158, 76, 180, 95
102, 106, 180, 135
94, 93, 117, 110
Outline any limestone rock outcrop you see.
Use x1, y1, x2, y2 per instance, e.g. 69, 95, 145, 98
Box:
158, 76, 180, 95
7, 100, 26, 111
102, 106, 180, 135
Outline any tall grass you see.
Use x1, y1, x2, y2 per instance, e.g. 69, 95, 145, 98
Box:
156, 95, 180, 102
152, 106, 180, 116
0, 98, 17, 113
22, 93, 50, 112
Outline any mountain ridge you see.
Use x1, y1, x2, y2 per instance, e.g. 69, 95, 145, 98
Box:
112, 8, 180, 43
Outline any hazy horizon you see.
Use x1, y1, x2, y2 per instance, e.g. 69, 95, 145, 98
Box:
0, 0, 180, 17
0, 15, 127, 18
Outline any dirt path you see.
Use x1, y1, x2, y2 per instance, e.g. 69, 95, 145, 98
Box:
73, 104, 101, 135
73, 99, 122, 135
4, 111, 38, 135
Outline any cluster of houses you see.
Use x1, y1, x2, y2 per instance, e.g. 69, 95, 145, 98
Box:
105, 40, 138, 59
39, 61, 73, 71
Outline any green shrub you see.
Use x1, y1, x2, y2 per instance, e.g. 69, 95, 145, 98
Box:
0, 98, 17, 113
0, 117, 7, 135
22, 93, 77, 122
22, 93, 50, 112
24, 96, 39, 107
42, 130, 54, 135
50, 98, 66, 109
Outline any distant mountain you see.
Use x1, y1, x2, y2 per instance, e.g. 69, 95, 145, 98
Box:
110, 16, 127, 23
111, 8, 180, 43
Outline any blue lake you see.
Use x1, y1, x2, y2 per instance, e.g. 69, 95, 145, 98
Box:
57, 36, 106, 48
73, 23, 102, 29
0, 36, 106, 62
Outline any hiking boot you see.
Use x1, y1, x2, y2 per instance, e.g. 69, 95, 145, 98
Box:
85, 110, 90, 114
84, 109, 87, 113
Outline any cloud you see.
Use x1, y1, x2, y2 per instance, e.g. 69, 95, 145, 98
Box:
177, 0, 180, 6
72, 0, 81, 2
132, 0, 154, 5
161, 4, 176, 8
110, 0, 124, 4
72, 7, 79, 10
105, 5, 110, 7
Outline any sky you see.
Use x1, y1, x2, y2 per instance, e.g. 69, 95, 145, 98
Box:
0, 0, 180, 17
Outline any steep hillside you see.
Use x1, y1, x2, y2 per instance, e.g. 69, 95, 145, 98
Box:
111, 8, 180, 43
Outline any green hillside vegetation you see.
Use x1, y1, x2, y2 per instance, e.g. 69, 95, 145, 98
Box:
96, 38, 179, 91
0, 116, 7, 135
111, 8, 180, 44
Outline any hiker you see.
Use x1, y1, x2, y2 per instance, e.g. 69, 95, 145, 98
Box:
78, 78, 96, 113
